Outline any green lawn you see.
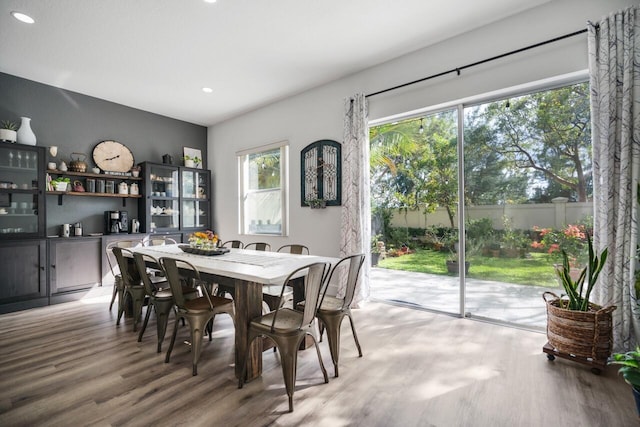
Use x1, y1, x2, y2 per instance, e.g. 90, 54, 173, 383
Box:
377, 249, 559, 288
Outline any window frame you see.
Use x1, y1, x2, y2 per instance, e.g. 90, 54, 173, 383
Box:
237, 140, 289, 236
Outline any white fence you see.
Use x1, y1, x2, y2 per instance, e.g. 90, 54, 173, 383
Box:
388, 198, 593, 230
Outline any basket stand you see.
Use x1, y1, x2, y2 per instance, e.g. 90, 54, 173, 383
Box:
542, 291, 616, 375
542, 342, 607, 374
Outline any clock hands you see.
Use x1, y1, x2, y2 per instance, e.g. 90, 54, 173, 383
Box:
105, 154, 120, 161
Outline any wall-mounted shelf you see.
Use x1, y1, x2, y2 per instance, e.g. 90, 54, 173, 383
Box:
46, 169, 143, 206
46, 169, 143, 180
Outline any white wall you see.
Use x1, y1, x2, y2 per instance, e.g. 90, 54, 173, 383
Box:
209, 0, 629, 257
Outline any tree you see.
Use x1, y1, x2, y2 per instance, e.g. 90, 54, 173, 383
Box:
370, 110, 459, 227
481, 82, 591, 201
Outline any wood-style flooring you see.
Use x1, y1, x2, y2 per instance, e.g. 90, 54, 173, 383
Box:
0, 293, 636, 426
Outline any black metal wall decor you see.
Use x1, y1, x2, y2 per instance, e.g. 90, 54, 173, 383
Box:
301, 139, 341, 207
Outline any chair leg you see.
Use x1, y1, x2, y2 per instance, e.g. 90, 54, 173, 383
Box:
108, 279, 118, 311
308, 333, 329, 384
321, 313, 344, 377
188, 315, 213, 376
116, 289, 128, 326
165, 314, 181, 363
346, 312, 363, 357
154, 299, 174, 353
138, 303, 153, 342
275, 337, 300, 413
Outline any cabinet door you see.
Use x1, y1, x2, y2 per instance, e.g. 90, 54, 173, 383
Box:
49, 238, 101, 296
141, 163, 180, 233
180, 168, 210, 230
0, 239, 47, 311
0, 145, 45, 239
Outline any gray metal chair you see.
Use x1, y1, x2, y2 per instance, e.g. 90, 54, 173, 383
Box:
277, 244, 310, 255
244, 242, 271, 251
221, 240, 244, 249
112, 247, 147, 332
238, 262, 330, 412
106, 239, 142, 311
133, 252, 197, 353
316, 254, 365, 377
160, 256, 235, 376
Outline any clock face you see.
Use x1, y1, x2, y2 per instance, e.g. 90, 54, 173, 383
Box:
92, 140, 135, 172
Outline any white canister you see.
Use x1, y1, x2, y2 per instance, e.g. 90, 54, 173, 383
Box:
118, 182, 128, 194
129, 182, 139, 195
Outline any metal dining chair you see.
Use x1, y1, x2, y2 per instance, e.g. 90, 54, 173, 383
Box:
106, 239, 142, 312
277, 244, 310, 255
146, 236, 178, 246
315, 253, 366, 377
221, 240, 244, 249
244, 242, 271, 251
160, 256, 235, 376
133, 252, 198, 353
112, 247, 147, 332
238, 262, 330, 412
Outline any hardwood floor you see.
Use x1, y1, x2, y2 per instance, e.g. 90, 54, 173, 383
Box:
0, 293, 636, 427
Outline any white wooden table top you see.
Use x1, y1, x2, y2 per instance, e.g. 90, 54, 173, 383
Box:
129, 244, 338, 285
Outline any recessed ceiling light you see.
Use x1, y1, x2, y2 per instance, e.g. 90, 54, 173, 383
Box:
11, 11, 35, 24
204, 0, 217, 3
202, 87, 213, 93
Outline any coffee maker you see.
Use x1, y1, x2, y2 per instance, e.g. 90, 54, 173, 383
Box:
104, 210, 129, 234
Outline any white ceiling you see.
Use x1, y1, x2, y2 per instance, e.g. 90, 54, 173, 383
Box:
0, 0, 547, 126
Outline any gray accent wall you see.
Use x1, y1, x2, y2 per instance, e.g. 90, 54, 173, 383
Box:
0, 72, 207, 235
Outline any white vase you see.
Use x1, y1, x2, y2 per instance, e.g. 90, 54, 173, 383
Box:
17, 117, 36, 146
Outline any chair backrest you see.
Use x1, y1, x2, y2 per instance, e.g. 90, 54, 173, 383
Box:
159, 257, 201, 309
270, 262, 329, 332
146, 236, 177, 246
105, 239, 142, 276
222, 240, 244, 249
245, 242, 271, 251
320, 254, 365, 310
277, 244, 309, 255
112, 247, 139, 286
133, 252, 162, 296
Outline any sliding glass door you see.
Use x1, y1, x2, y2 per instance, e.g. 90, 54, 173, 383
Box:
369, 80, 591, 329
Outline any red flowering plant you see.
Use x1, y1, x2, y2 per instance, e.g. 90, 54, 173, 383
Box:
188, 230, 219, 249
531, 224, 589, 268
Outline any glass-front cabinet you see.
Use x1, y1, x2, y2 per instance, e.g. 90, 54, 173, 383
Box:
140, 162, 180, 233
0, 144, 45, 239
180, 167, 210, 230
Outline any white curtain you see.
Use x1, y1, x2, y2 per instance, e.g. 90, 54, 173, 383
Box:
340, 93, 371, 306
589, 5, 640, 352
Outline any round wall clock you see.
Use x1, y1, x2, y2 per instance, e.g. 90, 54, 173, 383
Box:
92, 140, 135, 172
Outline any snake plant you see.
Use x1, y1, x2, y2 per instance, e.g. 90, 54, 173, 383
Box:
555, 233, 608, 311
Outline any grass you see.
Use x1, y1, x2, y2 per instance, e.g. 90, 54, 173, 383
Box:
378, 249, 559, 288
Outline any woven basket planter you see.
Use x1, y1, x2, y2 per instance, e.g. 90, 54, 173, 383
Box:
543, 292, 616, 363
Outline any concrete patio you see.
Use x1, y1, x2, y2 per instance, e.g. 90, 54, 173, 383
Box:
369, 266, 564, 330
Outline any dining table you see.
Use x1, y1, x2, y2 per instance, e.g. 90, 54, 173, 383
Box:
126, 244, 338, 382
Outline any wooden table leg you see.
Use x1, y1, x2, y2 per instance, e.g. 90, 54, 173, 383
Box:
234, 279, 263, 381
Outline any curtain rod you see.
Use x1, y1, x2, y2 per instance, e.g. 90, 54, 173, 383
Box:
365, 28, 588, 99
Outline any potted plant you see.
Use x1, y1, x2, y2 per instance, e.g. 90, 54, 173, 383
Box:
371, 242, 381, 266
446, 247, 470, 275
50, 176, 71, 192
610, 346, 640, 415
307, 198, 326, 209
542, 234, 617, 372
183, 155, 201, 168
0, 120, 18, 143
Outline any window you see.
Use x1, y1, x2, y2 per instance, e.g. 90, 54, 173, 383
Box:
238, 141, 288, 236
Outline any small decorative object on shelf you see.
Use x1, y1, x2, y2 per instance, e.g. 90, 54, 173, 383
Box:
17, 117, 36, 146
0, 120, 18, 143
188, 229, 219, 249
